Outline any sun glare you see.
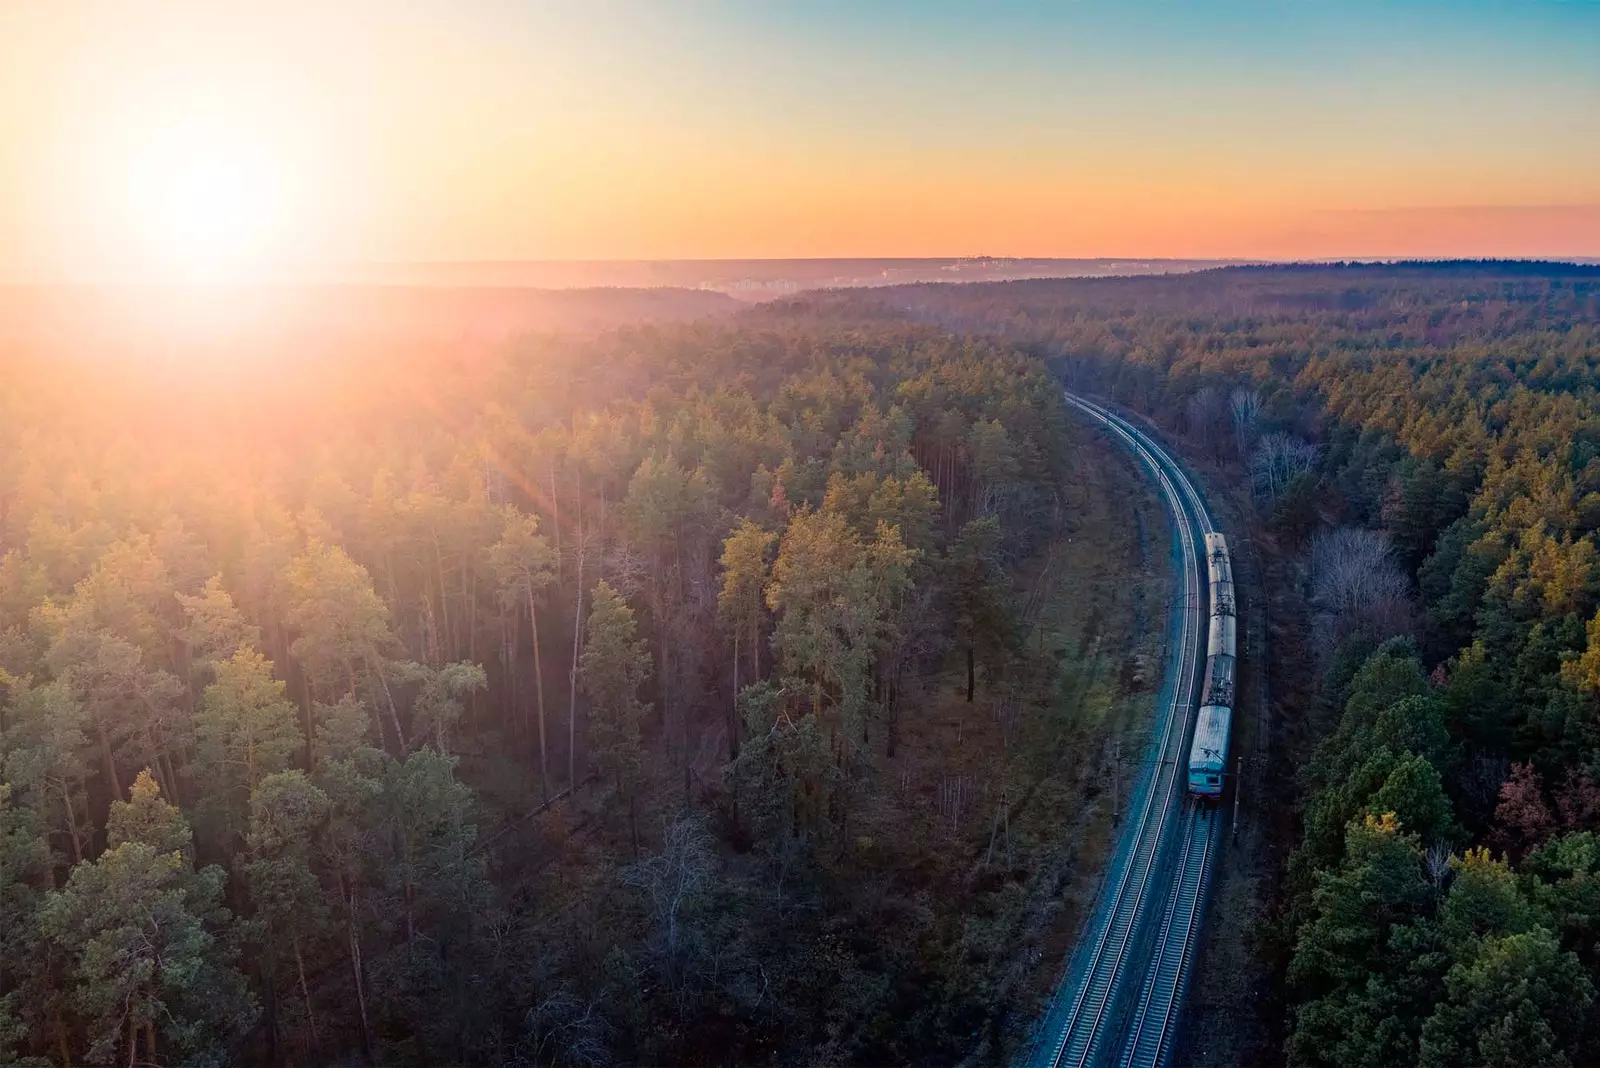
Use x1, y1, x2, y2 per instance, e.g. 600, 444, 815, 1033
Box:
125, 128, 287, 282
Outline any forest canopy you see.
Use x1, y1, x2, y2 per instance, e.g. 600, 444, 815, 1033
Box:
0, 292, 1072, 1065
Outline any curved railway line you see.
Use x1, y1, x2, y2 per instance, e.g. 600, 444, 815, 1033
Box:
1028, 393, 1227, 1068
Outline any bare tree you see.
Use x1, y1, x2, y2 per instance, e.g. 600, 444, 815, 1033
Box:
514, 987, 610, 1068
1251, 432, 1317, 502
1307, 526, 1413, 654
602, 545, 648, 601
1425, 841, 1453, 887
1229, 386, 1262, 458
1186, 386, 1228, 456
623, 815, 715, 973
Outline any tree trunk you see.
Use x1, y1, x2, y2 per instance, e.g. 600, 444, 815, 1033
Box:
366, 650, 407, 752
568, 544, 584, 792
729, 630, 740, 760
551, 459, 562, 585
467, 563, 478, 664
55, 1008, 71, 1067
528, 590, 548, 800
887, 677, 899, 759
303, 677, 317, 769
98, 726, 122, 800
502, 613, 519, 743
147, 749, 174, 800
966, 646, 975, 703
751, 614, 760, 682
655, 590, 669, 731
61, 781, 83, 863
432, 536, 452, 660
347, 882, 375, 1065
295, 934, 321, 1053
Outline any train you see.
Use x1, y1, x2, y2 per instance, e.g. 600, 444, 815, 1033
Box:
1187, 532, 1235, 801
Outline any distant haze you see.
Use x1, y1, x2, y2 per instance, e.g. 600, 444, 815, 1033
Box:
302, 258, 1253, 297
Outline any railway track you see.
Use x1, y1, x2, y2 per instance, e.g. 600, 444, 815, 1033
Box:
1027, 393, 1221, 1068
1120, 809, 1217, 1068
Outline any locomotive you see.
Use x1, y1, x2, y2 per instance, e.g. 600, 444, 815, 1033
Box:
1187, 532, 1235, 801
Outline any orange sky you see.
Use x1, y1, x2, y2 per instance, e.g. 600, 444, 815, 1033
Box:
2, 1, 1597, 280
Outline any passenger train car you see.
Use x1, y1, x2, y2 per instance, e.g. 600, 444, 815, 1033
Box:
1188, 532, 1235, 800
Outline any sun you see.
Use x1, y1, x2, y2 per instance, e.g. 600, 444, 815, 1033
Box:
125, 127, 288, 282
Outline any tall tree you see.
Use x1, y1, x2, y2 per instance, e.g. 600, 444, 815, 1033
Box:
766, 508, 914, 750
192, 648, 302, 848
42, 770, 255, 1067
244, 770, 331, 1062
945, 515, 1018, 704
1, 679, 93, 862
717, 519, 774, 759
283, 537, 409, 754
175, 574, 260, 693
580, 581, 651, 849
0, 783, 52, 1064
487, 506, 557, 791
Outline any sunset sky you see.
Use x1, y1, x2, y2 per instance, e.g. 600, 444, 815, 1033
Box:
2, 0, 1598, 279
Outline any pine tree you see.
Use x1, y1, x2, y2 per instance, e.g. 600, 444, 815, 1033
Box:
192, 648, 302, 848
580, 581, 651, 849
487, 506, 557, 789
43, 771, 255, 1066
244, 770, 331, 1060
717, 519, 774, 758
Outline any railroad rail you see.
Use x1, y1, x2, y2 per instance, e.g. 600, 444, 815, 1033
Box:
1027, 393, 1222, 1068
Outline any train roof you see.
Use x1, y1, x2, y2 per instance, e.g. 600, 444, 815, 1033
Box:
1189, 705, 1230, 771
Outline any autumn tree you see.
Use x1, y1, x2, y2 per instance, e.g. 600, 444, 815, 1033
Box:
1488, 762, 1556, 861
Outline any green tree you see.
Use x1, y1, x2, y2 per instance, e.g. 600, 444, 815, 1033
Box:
1, 679, 93, 863
487, 506, 557, 788
945, 516, 1018, 703
42, 771, 255, 1066
766, 508, 914, 747
175, 574, 260, 691
283, 537, 408, 752
717, 519, 775, 758
1288, 814, 1437, 1067
243, 770, 331, 1060
0, 783, 51, 1065
192, 648, 302, 847
1419, 927, 1592, 1068
404, 660, 489, 754
620, 456, 716, 799
580, 581, 651, 849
